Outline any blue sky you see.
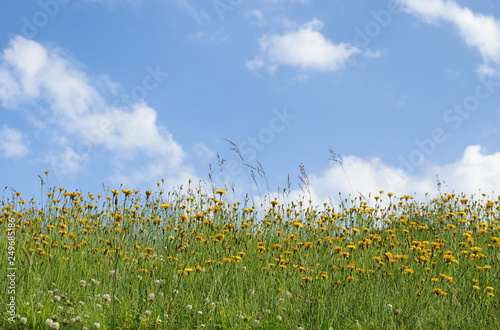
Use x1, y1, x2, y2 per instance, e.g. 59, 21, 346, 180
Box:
1, 0, 500, 204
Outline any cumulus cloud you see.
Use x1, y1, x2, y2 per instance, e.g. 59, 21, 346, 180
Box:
0, 36, 195, 186
398, 0, 500, 70
285, 145, 500, 206
0, 125, 30, 158
246, 18, 362, 73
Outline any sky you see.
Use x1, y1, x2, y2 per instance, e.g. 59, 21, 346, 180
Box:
1, 0, 500, 205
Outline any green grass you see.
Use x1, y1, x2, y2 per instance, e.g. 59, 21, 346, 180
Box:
1, 178, 499, 329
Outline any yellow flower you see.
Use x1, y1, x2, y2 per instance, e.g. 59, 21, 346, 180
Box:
216, 189, 226, 195
160, 203, 171, 208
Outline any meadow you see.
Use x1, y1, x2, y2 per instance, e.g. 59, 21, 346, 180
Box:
1, 172, 499, 329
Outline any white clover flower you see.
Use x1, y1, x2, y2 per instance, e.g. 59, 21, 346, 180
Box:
52, 322, 60, 330
156, 318, 162, 324
93, 322, 101, 328
210, 302, 216, 309
286, 291, 292, 298
198, 311, 203, 315
80, 280, 86, 287
70, 318, 76, 323
173, 289, 179, 295
20, 317, 27, 324
53, 295, 61, 301
387, 304, 393, 310
57, 306, 63, 312
148, 293, 155, 301
277, 315, 282, 321
155, 280, 160, 286
186, 304, 193, 310
96, 304, 103, 310
79, 301, 85, 306
145, 310, 152, 316
103, 294, 111, 302
45, 318, 53, 327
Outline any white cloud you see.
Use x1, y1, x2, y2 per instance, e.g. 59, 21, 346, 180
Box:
173, 0, 210, 24
0, 125, 30, 158
289, 145, 500, 206
192, 142, 216, 159
0, 36, 195, 186
187, 29, 229, 42
445, 68, 460, 79
245, 10, 265, 26
399, 0, 500, 69
246, 18, 361, 73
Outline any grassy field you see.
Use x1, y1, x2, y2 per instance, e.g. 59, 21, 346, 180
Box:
1, 174, 499, 329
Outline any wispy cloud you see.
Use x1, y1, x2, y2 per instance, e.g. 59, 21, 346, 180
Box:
245, 10, 265, 27
0, 125, 30, 158
187, 28, 229, 42
173, 0, 210, 24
